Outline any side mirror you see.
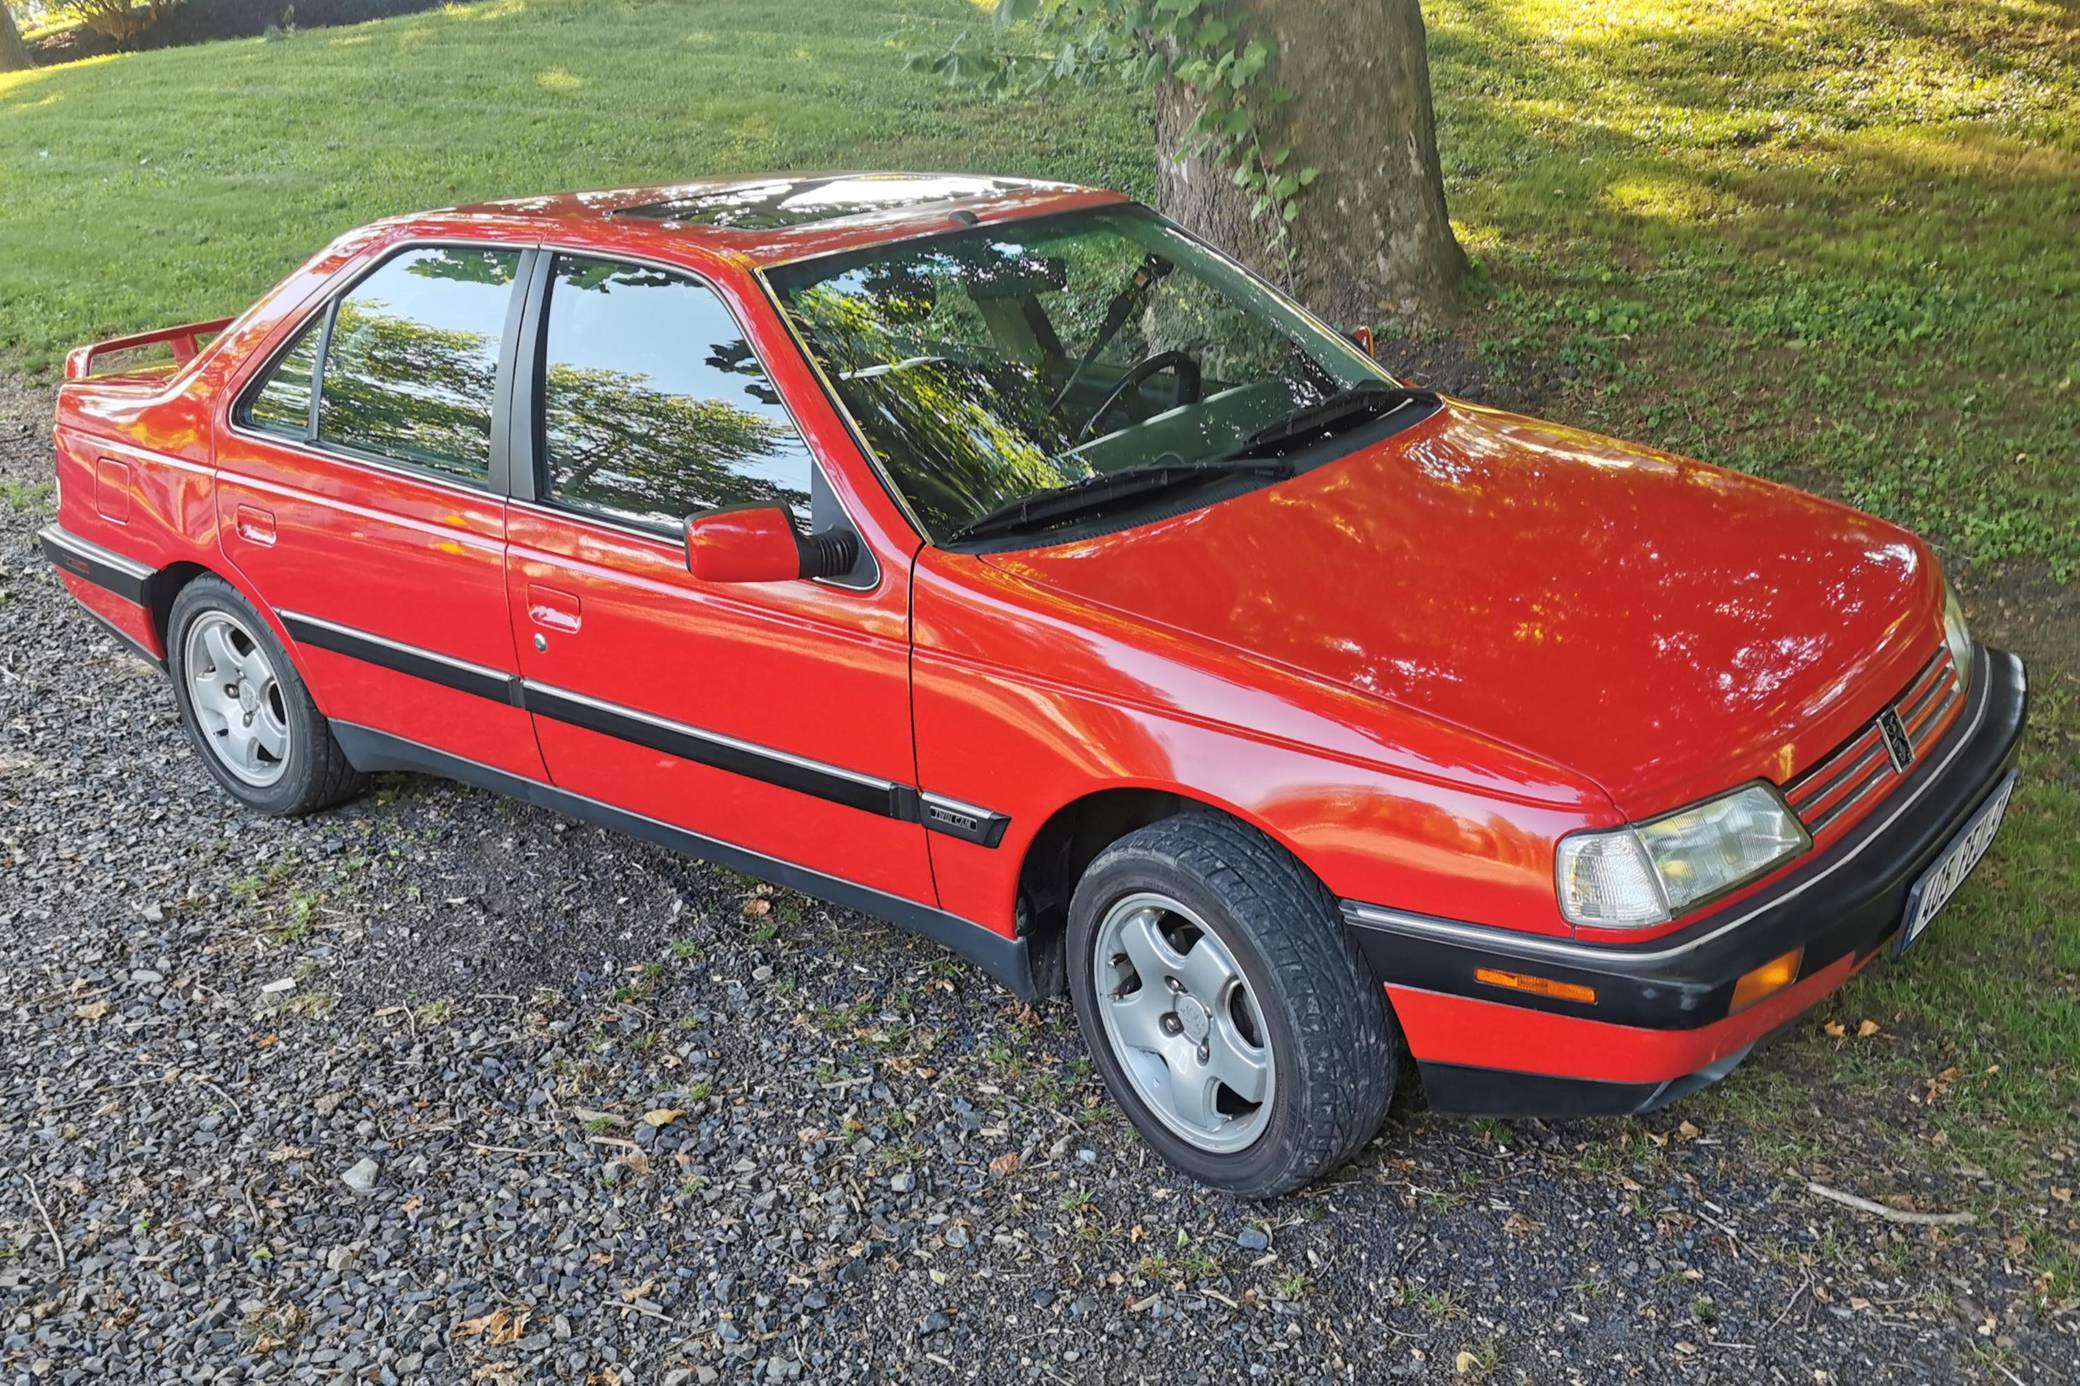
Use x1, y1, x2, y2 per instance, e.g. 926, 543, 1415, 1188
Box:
685, 504, 859, 584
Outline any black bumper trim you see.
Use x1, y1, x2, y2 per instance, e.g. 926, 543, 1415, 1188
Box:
1346, 645, 2027, 1031
38, 524, 153, 606
331, 723, 1037, 999
1419, 1047, 1753, 1119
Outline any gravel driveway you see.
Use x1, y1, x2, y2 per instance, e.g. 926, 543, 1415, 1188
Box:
2, 376, 2072, 1383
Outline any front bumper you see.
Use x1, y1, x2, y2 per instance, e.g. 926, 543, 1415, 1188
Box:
1342, 644, 2029, 1118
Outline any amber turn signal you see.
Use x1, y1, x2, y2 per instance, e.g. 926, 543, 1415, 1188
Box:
1730, 947, 1803, 1013
1473, 967, 1596, 1005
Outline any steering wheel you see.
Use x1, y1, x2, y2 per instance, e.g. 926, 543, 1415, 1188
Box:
1076, 351, 1203, 442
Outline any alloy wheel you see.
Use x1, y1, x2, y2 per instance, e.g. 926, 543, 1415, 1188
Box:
183, 611, 291, 787
1093, 890, 1276, 1154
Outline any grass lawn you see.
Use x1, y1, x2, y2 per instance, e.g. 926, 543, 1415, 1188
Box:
3, 0, 2076, 1291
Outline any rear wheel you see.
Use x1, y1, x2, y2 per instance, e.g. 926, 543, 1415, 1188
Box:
166, 576, 366, 816
1066, 811, 1399, 1197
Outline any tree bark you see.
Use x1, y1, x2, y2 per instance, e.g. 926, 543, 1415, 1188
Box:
0, 4, 34, 73
1154, 0, 1465, 330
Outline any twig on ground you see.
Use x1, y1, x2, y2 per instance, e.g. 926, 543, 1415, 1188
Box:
1766, 1271, 1811, 1335
1805, 1181, 1974, 1226
14, 1169, 65, 1275
188, 1076, 245, 1122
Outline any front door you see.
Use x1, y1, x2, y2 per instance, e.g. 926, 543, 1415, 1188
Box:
502, 251, 933, 904
215, 243, 545, 782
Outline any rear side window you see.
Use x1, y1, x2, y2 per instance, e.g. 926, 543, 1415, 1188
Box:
244, 320, 321, 438
537, 253, 812, 530
315, 246, 520, 482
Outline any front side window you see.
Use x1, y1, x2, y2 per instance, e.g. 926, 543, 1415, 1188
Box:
538, 254, 812, 531
315, 246, 520, 482
764, 206, 1395, 544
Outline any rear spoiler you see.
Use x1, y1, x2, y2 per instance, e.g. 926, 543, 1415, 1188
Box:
65, 318, 234, 383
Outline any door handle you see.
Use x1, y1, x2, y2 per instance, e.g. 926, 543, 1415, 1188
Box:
527, 583, 582, 633
235, 505, 277, 546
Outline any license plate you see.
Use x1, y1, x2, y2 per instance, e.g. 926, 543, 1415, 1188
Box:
1896, 771, 2016, 956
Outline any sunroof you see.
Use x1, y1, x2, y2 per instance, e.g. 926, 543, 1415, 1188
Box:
615, 174, 1043, 229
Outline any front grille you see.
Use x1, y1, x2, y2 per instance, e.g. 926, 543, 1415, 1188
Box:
1783, 646, 1963, 836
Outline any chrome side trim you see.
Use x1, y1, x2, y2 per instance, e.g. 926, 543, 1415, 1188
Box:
39, 524, 153, 581
918, 791, 1013, 848
1343, 653, 2000, 968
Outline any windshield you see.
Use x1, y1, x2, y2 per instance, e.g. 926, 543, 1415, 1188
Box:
763, 206, 1393, 543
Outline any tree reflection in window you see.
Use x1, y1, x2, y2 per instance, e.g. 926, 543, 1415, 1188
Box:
317, 247, 519, 481
766, 208, 1375, 541
540, 255, 811, 531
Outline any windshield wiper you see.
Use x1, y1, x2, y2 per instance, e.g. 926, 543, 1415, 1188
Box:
948, 455, 1292, 544
1221, 383, 1436, 460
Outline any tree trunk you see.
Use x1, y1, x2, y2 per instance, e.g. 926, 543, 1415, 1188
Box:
0, 4, 33, 73
1154, 0, 1465, 330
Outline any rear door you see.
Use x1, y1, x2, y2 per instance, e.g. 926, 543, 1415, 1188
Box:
215, 242, 545, 780
502, 250, 934, 903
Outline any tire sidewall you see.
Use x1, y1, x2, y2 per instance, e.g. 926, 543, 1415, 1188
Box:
167, 578, 327, 815
1067, 844, 1315, 1194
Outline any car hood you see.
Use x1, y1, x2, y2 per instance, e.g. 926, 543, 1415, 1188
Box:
980, 401, 1942, 817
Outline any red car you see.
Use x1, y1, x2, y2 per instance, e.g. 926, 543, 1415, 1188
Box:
42, 174, 2025, 1195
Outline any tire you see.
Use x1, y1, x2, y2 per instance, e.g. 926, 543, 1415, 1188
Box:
1066, 811, 1399, 1197
165, 575, 367, 816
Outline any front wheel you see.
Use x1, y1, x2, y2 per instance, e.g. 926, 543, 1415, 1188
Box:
1066, 812, 1399, 1197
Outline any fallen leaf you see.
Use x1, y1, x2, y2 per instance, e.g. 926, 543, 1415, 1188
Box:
74, 1001, 111, 1022
1454, 1350, 1479, 1374
641, 1108, 685, 1129
1676, 1120, 1702, 1142
266, 1145, 314, 1163
741, 897, 772, 918
1503, 1211, 1541, 1236
989, 1152, 1021, 1178
1857, 1019, 1881, 1038
1823, 1020, 1846, 1038
455, 1307, 528, 1346
2052, 1187, 2072, 1203
620, 1277, 655, 1303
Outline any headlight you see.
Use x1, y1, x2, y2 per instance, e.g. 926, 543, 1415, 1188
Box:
1556, 784, 1811, 928
1942, 578, 1975, 687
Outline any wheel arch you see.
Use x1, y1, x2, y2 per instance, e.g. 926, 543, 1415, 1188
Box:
1013, 783, 1326, 999
142, 560, 214, 651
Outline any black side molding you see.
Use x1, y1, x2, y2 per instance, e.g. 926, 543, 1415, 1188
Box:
331, 722, 1039, 999
39, 524, 152, 605
523, 682, 914, 822
281, 612, 518, 706
280, 609, 1010, 842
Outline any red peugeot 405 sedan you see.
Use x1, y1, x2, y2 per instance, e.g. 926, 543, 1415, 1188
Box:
42, 174, 2026, 1195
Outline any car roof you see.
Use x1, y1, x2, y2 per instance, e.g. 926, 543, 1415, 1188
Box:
439, 172, 1134, 268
